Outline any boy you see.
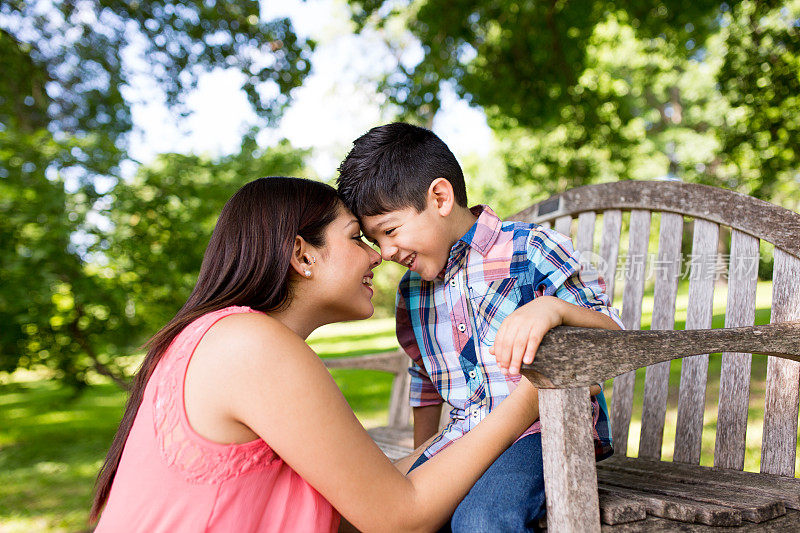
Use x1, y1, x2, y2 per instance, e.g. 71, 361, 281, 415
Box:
337, 123, 623, 532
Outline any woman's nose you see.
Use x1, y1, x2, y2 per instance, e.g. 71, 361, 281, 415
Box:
369, 246, 382, 268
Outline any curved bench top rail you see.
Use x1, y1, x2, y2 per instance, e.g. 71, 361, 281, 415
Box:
510, 181, 800, 260
323, 350, 407, 374
520, 322, 800, 389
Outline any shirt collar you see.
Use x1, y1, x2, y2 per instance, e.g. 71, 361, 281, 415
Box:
457, 205, 503, 257
438, 205, 502, 281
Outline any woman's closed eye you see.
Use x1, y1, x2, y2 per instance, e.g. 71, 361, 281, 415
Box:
384, 228, 396, 236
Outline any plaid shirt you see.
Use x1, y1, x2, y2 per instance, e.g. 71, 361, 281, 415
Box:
396, 205, 623, 460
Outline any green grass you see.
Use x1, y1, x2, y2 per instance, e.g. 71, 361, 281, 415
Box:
310, 317, 398, 428
0, 378, 127, 532
2, 281, 799, 531
0, 322, 400, 533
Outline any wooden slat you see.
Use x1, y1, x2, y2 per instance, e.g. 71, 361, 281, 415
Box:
576, 211, 597, 253
761, 248, 800, 476
513, 181, 800, 261
555, 215, 573, 237
324, 351, 412, 428
387, 369, 411, 427
540, 387, 601, 532
611, 209, 651, 456
598, 210, 622, 305
599, 485, 742, 526
596, 469, 785, 523
715, 230, 759, 470
598, 455, 800, 510
598, 490, 648, 525
323, 350, 407, 372
639, 212, 683, 460
369, 438, 413, 462
600, 510, 800, 532
521, 321, 800, 388
674, 219, 719, 464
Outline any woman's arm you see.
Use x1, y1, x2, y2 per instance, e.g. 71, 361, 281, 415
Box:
391, 432, 438, 475
200, 313, 540, 533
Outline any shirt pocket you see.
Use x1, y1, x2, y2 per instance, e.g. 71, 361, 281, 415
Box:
468, 277, 521, 347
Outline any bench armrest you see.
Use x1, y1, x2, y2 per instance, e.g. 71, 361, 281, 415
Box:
322, 350, 407, 374
521, 321, 800, 388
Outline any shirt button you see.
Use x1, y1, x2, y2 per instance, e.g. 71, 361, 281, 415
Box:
468, 370, 477, 379
457, 323, 466, 333
449, 278, 457, 287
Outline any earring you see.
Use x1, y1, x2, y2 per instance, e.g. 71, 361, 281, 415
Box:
310, 256, 316, 264
304, 270, 311, 277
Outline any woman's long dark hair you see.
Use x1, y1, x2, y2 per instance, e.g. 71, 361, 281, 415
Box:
90, 177, 342, 522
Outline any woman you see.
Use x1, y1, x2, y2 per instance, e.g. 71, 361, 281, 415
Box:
90, 177, 540, 532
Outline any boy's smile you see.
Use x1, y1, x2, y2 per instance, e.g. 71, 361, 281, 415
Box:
357, 178, 479, 281
361, 205, 454, 282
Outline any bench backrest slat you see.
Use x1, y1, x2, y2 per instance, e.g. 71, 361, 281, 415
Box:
761, 249, 800, 476
388, 370, 412, 427
575, 212, 596, 254
610, 209, 651, 455
598, 210, 622, 304
511, 181, 800, 480
554, 215, 573, 240
673, 219, 719, 464
638, 212, 684, 460
715, 230, 760, 470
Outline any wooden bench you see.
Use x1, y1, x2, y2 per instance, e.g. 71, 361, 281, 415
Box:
325, 181, 800, 531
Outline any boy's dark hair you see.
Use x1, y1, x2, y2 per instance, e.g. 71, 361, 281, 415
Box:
337, 122, 468, 217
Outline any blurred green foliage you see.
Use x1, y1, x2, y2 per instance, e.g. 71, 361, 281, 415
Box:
0, 1, 311, 389
103, 139, 308, 340
351, 0, 800, 203
2, 0, 800, 389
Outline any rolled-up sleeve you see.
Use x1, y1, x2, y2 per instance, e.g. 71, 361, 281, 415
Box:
396, 287, 443, 407
528, 227, 624, 329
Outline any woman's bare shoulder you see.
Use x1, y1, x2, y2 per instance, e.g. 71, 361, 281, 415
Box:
194, 311, 313, 374
205, 311, 297, 345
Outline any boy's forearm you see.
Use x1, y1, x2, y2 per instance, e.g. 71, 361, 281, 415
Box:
413, 404, 443, 448
555, 298, 622, 330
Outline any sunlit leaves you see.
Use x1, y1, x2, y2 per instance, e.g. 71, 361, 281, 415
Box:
0, 2, 312, 388
350, 0, 800, 202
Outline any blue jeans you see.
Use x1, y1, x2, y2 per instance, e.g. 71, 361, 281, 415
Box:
408, 433, 546, 533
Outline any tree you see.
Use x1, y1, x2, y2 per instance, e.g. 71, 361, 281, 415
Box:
103, 138, 309, 342
349, 0, 800, 202
717, 0, 800, 201
0, 1, 313, 388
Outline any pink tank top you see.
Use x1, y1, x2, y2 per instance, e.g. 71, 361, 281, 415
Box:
96, 306, 340, 532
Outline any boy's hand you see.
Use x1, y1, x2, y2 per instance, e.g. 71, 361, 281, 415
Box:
489, 296, 565, 376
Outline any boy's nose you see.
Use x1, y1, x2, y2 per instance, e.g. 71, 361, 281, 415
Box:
381, 246, 397, 263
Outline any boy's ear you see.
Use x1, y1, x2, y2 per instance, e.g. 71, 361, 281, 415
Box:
428, 178, 454, 217
288, 236, 316, 279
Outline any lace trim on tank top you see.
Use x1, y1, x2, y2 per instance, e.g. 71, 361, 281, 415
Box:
152, 306, 276, 484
